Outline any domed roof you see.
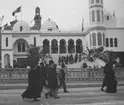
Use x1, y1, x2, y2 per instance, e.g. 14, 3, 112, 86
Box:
30, 25, 39, 30
4, 25, 12, 31
41, 18, 58, 30
13, 20, 30, 32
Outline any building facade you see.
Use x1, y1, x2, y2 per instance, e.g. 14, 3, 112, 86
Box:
1, 0, 124, 68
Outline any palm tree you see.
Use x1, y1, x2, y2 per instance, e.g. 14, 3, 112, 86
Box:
83, 46, 109, 62
83, 47, 95, 62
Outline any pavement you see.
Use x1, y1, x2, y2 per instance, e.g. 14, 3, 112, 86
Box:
0, 86, 124, 105
0, 80, 124, 90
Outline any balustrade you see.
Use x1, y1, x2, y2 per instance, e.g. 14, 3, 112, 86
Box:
0, 68, 124, 83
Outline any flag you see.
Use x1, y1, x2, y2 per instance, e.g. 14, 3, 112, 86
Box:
12, 6, 21, 16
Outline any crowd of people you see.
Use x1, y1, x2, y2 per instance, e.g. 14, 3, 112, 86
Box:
21, 56, 118, 101
21, 59, 69, 101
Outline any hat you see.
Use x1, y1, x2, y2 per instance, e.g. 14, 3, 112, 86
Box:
49, 60, 54, 65
61, 63, 67, 68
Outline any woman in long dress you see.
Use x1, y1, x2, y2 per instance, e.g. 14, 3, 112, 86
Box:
104, 59, 117, 93
21, 64, 42, 101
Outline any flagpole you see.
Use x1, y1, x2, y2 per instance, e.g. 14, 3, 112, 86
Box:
21, 5, 22, 25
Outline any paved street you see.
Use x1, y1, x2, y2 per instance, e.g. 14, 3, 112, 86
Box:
0, 86, 124, 105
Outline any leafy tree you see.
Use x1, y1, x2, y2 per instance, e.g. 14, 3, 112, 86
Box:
27, 44, 52, 64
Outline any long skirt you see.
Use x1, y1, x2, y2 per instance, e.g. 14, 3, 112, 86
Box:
21, 86, 34, 99
21, 84, 41, 99
106, 78, 117, 93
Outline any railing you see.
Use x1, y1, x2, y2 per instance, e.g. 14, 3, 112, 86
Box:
0, 68, 124, 83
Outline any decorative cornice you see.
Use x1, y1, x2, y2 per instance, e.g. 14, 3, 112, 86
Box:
13, 54, 28, 56
88, 26, 106, 31
12, 34, 30, 37
106, 27, 124, 30
89, 5, 103, 8
1, 31, 88, 37
1, 49, 13, 51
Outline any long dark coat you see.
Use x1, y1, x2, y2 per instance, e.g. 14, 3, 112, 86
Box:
104, 62, 117, 93
22, 66, 42, 99
46, 64, 58, 90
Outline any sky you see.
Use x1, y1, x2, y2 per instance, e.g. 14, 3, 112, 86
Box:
0, 0, 124, 31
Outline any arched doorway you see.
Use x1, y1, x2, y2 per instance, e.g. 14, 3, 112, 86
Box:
4, 54, 10, 68
13, 38, 29, 68
51, 39, 58, 54
60, 39, 66, 53
76, 39, 83, 53
43, 39, 50, 53
68, 39, 75, 53
13, 38, 29, 53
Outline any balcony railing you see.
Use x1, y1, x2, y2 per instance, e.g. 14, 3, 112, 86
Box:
0, 68, 124, 83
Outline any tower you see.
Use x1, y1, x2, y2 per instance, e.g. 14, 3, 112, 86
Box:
34, 7, 42, 30
89, 0, 106, 49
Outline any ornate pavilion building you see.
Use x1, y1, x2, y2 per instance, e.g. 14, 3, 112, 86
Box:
1, 0, 124, 68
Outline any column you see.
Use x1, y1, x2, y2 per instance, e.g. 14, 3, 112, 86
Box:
49, 43, 51, 54
66, 44, 68, 54
96, 33, 98, 47
58, 44, 60, 54
74, 41, 76, 54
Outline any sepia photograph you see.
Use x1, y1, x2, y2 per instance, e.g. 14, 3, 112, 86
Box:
0, 0, 124, 104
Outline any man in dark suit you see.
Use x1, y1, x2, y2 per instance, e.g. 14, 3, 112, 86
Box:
58, 64, 69, 93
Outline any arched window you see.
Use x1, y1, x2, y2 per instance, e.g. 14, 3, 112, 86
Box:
92, 10, 95, 22
22, 43, 25, 52
97, 33, 102, 46
60, 39, 66, 53
90, 12, 92, 23
51, 39, 58, 54
91, 0, 94, 4
20, 26, 23, 32
68, 39, 75, 53
96, 0, 99, 3
92, 33, 96, 46
114, 38, 118, 47
103, 33, 105, 46
106, 38, 109, 47
76, 39, 83, 53
107, 16, 109, 20
6, 37, 8, 47
102, 10, 104, 22
110, 38, 113, 47
34, 37, 36, 46
43, 39, 50, 53
18, 43, 21, 52
97, 10, 100, 21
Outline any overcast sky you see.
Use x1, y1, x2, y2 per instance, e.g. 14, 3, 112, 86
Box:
0, 0, 124, 31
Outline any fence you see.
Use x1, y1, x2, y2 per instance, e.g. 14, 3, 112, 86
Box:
0, 68, 124, 83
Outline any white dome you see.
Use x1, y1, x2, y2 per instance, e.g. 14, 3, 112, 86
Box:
13, 20, 30, 32
41, 18, 59, 31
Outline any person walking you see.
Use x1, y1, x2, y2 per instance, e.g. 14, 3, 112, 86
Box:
105, 59, 117, 93
58, 64, 69, 93
101, 62, 108, 91
42, 61, 49, 89
45, 60, 60, 99
21, 60, 42, 101
101, 58, 117, 93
